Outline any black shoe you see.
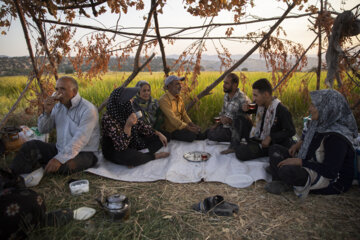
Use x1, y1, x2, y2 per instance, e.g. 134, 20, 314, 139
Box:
265, 181, 291, 195
44, 209, 73, 227
192, 195, 239, 216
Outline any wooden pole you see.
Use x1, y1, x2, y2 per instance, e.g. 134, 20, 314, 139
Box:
316, 0, 323, 90
0, 75, 36, 130
273, 36, 318, 91
152, 0, 170, 77
186, 2, 296, 111
13, 0, 44, 94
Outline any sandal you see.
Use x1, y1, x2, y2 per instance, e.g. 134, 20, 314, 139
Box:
44, 209, 73, 227
192, 195, 239, 216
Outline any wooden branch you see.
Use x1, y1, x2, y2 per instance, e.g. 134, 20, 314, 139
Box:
39, 14, 317, 40
97, 2, 158, 112
152, 0, 170, 77
186, 2, 297, 111
273, 36, 318, 91
133, 1, 158, 71
14, 0, 44, 94
97, 53, 156, 112
55, 0, 107, 10
0, 75, 35, 130
31, 12, 59, 81
316, 0, 324, 90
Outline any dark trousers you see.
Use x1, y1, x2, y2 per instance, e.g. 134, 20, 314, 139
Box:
230, 113, 253, 149
268, 144, 308, 186
207, 125, 232, 142
102, 134, 167, 167
10, 140, 98, 175
171, 129, 206, 142
235, 140, 268, 161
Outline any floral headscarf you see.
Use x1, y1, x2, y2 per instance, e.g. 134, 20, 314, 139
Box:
298, 89, 358, 159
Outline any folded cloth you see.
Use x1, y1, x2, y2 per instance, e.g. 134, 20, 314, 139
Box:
192, 195, 239, 216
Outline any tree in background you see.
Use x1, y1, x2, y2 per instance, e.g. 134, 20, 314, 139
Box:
0, 0, 359, 128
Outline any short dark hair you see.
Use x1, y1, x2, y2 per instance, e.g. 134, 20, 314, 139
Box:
226, 73, 239, 85
252, 78, 272, 95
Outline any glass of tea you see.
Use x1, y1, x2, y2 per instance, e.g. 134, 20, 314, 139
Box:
248, 103, 256, 110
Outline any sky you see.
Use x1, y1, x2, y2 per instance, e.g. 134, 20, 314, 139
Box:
0, 0, 359, 57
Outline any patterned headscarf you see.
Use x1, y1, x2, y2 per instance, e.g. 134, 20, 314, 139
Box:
297, 89, 358, 159
133, 81, 159, 126
106, 87, 136, 126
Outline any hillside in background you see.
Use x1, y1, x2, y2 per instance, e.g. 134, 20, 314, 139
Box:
0, 55, 318, 76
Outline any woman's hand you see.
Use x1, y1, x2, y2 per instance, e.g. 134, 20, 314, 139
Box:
288, 140, 303, 157
155, 131, 168, 147
125, 113, 138, 127
277, 158, 302, 168
124, 113, 137, 136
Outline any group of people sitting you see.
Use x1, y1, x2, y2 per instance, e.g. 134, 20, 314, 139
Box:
1, 74, 359, 238
7, 74, 359, 195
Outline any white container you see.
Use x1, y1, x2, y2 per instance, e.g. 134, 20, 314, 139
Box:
69, 180, 89, 195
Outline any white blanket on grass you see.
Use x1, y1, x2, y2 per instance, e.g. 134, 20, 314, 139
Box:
86, 140, 271, 188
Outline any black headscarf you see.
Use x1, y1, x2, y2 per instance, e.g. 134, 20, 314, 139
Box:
106, 87, 139, 126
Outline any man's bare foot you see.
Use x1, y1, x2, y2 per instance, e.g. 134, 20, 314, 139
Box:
220, 148, 235, 155
155, 152, 170, 159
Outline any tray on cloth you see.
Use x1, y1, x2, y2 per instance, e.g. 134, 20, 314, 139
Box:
183, 151, 211, 162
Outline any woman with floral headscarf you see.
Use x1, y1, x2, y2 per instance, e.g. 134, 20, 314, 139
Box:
265, 89, 358, 197
101, 87, 170, 167
132, 80, 162, 129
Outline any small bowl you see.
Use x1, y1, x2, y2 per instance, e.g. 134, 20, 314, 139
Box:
69, 179, 89, 195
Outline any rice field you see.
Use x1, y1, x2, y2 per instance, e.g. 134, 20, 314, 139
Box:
0, 71, 335, 131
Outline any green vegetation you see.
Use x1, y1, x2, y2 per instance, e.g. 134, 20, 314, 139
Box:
0, 71, 332, 131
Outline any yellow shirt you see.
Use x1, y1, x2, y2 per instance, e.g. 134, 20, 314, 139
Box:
159, 91, 192, 133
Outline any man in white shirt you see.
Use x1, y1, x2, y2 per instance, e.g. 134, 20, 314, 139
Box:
10, 76, 100, 175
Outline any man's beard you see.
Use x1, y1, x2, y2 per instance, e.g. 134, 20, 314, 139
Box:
223, 88, 231, 93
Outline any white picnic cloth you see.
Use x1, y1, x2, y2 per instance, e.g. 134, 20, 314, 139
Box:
86, 140, 271, 188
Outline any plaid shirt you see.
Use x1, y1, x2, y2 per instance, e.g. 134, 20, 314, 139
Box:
220, 89, 249, 128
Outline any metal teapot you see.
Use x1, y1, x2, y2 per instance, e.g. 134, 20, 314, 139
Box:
96, 194, 130, 220
1, 126, 25, 153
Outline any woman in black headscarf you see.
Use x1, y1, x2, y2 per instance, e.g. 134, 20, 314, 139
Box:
265, 89, 358, 197
101, 87, 170, 166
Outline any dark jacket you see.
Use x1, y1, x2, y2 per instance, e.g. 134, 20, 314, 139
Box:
248, 103, 296, 148
302, 132, 355, 194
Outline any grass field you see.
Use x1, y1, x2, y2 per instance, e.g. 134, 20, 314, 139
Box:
1, 72, 360, 239
0, 71, 335, 130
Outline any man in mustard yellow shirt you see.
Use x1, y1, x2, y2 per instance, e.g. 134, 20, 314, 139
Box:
159, 75, 204, 142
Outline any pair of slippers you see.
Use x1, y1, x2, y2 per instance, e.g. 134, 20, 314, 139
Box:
192, 195, 239, 216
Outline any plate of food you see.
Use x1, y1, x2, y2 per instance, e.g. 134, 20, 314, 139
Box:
183, 151, 211, 162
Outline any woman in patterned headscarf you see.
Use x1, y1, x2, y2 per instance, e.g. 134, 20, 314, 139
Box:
265, 89, 358, 197
132, 80, 162, 129
101, 87, 170, 167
